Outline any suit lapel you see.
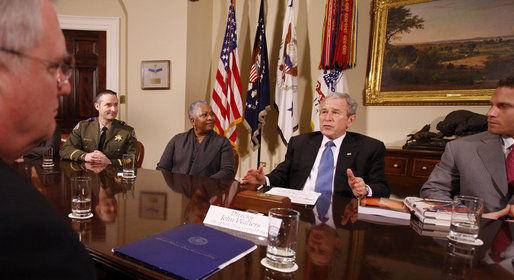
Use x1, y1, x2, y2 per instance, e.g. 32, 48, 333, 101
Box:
335, 134, 356, 175
477, 134, 508, 197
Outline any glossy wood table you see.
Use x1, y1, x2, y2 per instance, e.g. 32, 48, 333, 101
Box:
13, 159, 514, 280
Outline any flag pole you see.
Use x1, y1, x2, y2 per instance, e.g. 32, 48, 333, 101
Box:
257, 128, 262, 168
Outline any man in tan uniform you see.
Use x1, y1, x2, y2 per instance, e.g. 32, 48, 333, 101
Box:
60, 89, 138, 166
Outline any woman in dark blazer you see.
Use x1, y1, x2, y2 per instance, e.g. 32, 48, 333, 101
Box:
156, 100, 235, 180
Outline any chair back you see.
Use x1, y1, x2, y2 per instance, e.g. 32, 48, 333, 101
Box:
137, 141, 144, 168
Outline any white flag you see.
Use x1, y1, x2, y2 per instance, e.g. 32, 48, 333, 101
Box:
275, 0, 298, 146
311, 69, 349, 131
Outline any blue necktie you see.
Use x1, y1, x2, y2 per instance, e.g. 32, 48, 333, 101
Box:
315, 141, 335, 221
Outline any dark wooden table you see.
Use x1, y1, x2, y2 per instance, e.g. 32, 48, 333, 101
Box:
13, 159, 514, 280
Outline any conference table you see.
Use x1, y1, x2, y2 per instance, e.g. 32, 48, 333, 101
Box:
13, 159, 514, 280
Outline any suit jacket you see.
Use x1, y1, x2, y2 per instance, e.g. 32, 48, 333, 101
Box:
420, 131, 514, 213
0, 160, 96, 279
60, 118, 138, 166
267, 131, 389, 198
156, 129, 235, 180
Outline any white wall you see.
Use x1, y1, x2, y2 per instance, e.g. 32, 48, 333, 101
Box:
54, 0, 490, 174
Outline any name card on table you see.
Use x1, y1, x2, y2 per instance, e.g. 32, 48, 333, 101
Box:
203, 205, 269, 238
266, 187, 321, 205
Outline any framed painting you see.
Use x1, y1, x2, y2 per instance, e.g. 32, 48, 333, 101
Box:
139, 192, 167, 220
365, 0, 514, 105
141, 60, 170, 90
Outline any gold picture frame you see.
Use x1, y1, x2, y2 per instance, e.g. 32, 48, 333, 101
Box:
141, 60, 170, 90
365, 0, 514, 105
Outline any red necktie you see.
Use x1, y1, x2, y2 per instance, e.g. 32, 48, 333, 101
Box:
507, 145, 514, 195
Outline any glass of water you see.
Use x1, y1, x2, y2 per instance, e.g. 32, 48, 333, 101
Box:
265, 208, 300, 270
448, 195, 484, 245
122, 153, 136, 179
42, 147, 54, 168
69, 176, 93, 219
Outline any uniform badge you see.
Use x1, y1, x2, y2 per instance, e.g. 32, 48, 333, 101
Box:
115, 135, 123, 142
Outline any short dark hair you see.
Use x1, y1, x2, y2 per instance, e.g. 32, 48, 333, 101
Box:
94, 89, 117, 104
498, 76, 514, 88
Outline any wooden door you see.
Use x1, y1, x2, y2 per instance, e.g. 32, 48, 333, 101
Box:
58, 30, 106, 134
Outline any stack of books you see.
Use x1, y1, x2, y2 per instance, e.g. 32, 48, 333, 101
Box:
357, 197, 411, 225
403, 197, 454, 227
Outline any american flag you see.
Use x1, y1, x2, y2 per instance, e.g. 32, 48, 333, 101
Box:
211, 0, 243, 148
244, 0, 270, 151
275, 0, 298, 146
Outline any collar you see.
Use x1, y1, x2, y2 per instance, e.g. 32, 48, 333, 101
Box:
502, 136, 514, 151
321, 133, 346, 150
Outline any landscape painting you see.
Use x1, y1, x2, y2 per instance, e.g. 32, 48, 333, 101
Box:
365, 0, 514, 105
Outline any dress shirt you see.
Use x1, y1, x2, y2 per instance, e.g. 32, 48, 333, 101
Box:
502, 136, 514, 158
302, 134, 345, 193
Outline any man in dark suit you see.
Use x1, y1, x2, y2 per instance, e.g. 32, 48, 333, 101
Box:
60, 89, 138, 166
0, 0, 96, 278
421, 77, 514, 219
241, 92, 389, 198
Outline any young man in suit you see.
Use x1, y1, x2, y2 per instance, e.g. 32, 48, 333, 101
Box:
0, 0, 96, 278
421, 77, 514, 219
60, 89, 138, 166
241, 92, 389, 198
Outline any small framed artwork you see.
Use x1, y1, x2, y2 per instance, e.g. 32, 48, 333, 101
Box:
139, 192, 167, 220
141, 60, 170, 90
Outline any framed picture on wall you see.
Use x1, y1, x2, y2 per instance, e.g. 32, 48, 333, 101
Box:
365, 0, 514, 105
139, 192, 167, 220
141, 60, 170, 90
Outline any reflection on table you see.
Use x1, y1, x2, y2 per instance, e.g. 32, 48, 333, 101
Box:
11, 159, 514, 280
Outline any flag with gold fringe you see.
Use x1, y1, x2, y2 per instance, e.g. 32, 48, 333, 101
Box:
211, 0, 243, 148
275, 0, 298, 146
244, 0, 270, 151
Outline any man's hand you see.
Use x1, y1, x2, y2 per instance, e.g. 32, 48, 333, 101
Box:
241, 165, 266, 186
483, 205, 514, 221
83, 150, 110, 165
347, 168, 368, 198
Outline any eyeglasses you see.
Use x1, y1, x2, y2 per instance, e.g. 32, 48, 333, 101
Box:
0, 47, 74, 88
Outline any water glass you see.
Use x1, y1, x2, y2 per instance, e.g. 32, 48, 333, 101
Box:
266, 208, 300, 269
70, 177, 92, 219
448, 195, 484, 244
122, 153, 136, 178
42, 147, 54, 167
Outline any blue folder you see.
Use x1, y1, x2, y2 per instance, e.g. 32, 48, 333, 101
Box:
113, 223, 257, 280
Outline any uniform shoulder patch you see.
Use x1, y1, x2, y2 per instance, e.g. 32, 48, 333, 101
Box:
88, 117, 96, 122
132, 130, 136, 138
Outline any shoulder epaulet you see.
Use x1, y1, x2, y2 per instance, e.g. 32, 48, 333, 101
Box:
89, 117, 96, 122
120, 121, 126, 125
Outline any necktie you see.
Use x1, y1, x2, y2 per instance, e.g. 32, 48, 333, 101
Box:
315, 141, 335, 221
98, 127, 107, 152
507, 145, 514, 195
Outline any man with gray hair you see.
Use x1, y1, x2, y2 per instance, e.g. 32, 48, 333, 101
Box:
0, 0, 96, 278
242, 92, 389, 200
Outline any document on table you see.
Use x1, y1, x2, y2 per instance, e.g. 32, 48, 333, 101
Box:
265, 187, 321, 205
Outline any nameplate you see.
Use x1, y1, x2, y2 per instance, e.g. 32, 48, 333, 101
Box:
203, 205, 269, 238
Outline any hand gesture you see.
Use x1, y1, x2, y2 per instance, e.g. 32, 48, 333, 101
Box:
347, 168, 368, 198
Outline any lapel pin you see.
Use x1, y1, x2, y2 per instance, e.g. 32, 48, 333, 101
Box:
346, 153, 352, 156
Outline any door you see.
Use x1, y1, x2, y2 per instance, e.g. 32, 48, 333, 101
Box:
58, 30, 106, 134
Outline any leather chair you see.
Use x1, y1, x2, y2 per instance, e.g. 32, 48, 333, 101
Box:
233, 148, 239, 175
137, 141, 144, 168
